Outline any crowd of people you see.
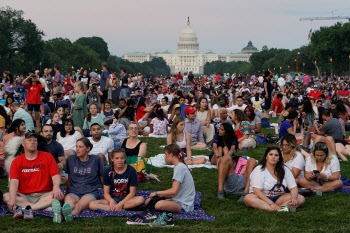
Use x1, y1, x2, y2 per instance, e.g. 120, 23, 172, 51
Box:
0, 65, 349, 226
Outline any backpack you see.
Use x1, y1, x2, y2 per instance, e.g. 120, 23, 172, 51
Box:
231, 155, 247, 175
256, 135, 267, 144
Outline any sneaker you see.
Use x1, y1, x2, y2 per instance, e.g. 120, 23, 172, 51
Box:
23, 205, 33, 220
52, 199, 62, 224
217, 190, 225, 199
237, 194, 246, 202
13, 206, 23, 219
126, 214, 150, 225
150, 212, 174, 227
62, 203, 73, 222
278, 206, 289, 212
140, 210, 157, 220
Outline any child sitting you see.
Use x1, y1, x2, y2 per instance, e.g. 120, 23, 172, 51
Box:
150, 105, 169, 135
145, 144, 195, 226
83, 103, 105, 136
108, 118, 127, 148
89, 148, 145, 213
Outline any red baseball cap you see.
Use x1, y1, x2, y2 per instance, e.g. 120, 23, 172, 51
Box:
184, 106, 196, 115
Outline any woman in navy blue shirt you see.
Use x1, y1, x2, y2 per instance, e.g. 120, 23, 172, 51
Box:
211, 123, 238, 165
279, 110, 298, 138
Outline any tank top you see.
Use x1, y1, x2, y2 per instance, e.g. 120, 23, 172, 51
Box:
121, 138, 143, 157
197, 110, 208, 122
176, 130, 187, 149
103, 109, 114, 117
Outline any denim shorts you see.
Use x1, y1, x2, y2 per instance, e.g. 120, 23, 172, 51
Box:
267, 195, 281, 202
113, 196, 125, 204
67, 192, 100, 200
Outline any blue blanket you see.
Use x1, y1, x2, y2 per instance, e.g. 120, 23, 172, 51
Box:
0, 188, 215, 221
328, 176, 350, 193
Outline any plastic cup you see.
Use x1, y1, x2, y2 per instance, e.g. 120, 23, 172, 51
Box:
288, 202, 296, 212
316, 186, 322, 196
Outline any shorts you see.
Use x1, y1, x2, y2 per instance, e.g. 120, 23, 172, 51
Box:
120, 88, 129, 98
113, 196, 125, 204
267, 195, 281, 202
334, 139, 349, 146
224, 173, 246, 195
101, 90, 108, 103
171, 200, 194, 212
67, 192, 100, 200
27, 104, 41, 112
17, 192, 50, 204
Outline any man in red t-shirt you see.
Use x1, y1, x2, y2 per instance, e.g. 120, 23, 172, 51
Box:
176, 72, 182, 80
272, 93, 283, 115
308, 85, 322, 100
3, 132, 63, 219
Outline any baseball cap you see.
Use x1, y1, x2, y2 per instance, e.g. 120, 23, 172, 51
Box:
313, 85, 318, 88
184, 106, 196, 115
25, 131, 38, 139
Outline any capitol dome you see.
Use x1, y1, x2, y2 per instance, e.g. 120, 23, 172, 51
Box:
177, 17, 199, 54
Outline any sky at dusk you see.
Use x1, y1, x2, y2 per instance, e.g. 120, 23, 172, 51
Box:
2, 0, 350, 56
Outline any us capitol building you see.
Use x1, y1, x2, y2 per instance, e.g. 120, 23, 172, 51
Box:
122, 18, 258, 74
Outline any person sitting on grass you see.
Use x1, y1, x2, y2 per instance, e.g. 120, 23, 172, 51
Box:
184, 106, 208, 149
89, 148, 145, 214
83, 103, 106, 136
244, 146, 305, 211
121, 122, 147, 157
145, 144, 195, 227
280, 134, 305, 185
88, 123, 114, 165
210, 123, 237, 165
232, 109, 256, 150
167, 117, 206, 165
150, 105, 169, 136
56, 119, 83, 158
216, 135, 257, 201
3, 132, 64, 220
298, 142, 343, 193
54, 138, 104, 223
108, 118, 127, 148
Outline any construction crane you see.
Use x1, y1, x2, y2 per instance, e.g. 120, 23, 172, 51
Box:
300, 16, 350, 21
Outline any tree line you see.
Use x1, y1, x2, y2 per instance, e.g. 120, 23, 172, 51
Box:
0, 7, 170, 77
204, 22, 350, 76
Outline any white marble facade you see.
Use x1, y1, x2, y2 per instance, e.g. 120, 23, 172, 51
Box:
122, 18, 258, 74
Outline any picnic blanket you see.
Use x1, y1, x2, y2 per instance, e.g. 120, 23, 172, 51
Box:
0, 188, 215, 221
328, 176, 350, 193
148, 154, 217, 169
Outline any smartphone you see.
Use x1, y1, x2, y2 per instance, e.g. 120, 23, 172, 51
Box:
313, 170, 320, 174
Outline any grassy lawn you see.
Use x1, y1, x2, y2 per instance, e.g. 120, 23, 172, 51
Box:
1, 118, 350, 233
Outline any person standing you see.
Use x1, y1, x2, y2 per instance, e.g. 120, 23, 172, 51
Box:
52, 65, 62, 95
22, 73, 45, 132
100, 62, 110, 111
263, 71, 272, 111
120, 69, 130, 100
72, 81, 87, 130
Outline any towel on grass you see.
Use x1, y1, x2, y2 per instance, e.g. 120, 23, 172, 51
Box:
148, 154, 217, 169
328, 176, 350, 193
0, 188, 215, 221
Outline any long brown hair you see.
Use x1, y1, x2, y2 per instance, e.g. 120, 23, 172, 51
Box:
109, 148, 127, 180
85, 103, 98, 122
233, 109, 249, 122
169, 116, 185, 144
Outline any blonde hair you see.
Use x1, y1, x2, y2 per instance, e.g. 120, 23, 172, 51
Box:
75, 81, 86, 93
310, 142, 332, 170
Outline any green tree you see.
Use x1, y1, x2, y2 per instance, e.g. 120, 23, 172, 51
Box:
0, 7, 44, 74
75, 37, 110, 60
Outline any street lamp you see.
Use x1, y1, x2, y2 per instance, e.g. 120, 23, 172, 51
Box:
330, 58, 333, 77
280, 67, 282, 75
40, 62, 42, 72
303, 63, 305, 73
314, 61, 317, 76
296, 52, 300, 73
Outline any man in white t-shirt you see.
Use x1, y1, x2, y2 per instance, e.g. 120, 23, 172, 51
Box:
227, 96, 247, 112
88, 123, 114, 165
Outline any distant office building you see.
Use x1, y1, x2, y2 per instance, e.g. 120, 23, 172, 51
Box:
122, 18, 258, 74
